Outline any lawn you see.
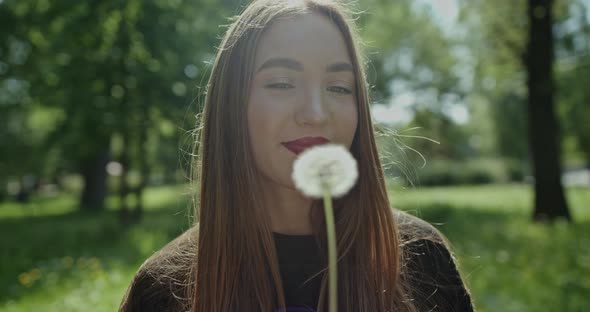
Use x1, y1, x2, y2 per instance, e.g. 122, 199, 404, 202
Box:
389, 184, 590, 312
0, 183, 588, 311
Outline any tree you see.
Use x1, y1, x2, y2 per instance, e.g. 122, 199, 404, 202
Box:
556, 1, 590, 169
526, 0, 570, 221
458, 0, 530, 165
458, 0, 572, 221
358, 0, 469, 173
0, 0, 235, 213
360, 0, 463, 106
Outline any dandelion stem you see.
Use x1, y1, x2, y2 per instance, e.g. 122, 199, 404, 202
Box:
322, 188, 337, 312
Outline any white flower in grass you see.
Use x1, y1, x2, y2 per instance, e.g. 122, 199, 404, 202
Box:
292, 144, 358, 198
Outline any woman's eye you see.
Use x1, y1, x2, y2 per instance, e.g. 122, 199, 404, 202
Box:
265, 82, 294, 90
327, 86, 352, 95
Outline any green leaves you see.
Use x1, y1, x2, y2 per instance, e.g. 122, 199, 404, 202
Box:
0, 0, 235, 178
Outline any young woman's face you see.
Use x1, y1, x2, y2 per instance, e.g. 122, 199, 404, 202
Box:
247, 12, 358, 194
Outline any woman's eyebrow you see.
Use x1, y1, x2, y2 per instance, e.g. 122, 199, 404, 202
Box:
256, 58, 353, 74
326, 62, 353, 73
257, 58, 303, 72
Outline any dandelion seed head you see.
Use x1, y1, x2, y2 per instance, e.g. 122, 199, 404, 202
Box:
292, 144, 358, 198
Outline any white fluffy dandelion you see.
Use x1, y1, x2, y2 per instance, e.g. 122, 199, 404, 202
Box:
291, 143, 358, 312
292, 144, 358, 198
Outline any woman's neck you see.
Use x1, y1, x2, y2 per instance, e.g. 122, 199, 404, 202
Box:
261, 180, 314, 235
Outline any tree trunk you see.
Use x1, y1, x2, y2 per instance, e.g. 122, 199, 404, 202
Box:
526, 0, 571, 221
80, 148, 109, 211
119, 126, 131, 222
133, 103, 149, 221
580, 140, 590, 171
118, 88, 132, 224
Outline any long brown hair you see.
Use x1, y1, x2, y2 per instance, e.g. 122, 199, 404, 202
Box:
191, 0, 417, 311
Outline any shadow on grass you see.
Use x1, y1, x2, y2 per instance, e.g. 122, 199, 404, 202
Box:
0, 205, 192, 304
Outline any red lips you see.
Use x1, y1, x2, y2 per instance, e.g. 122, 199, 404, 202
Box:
282, 136, 331, 155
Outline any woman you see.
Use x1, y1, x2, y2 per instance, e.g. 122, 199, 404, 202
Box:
119, 0, 475, 311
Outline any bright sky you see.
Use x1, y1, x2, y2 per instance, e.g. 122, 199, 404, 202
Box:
370, 0, 467, 126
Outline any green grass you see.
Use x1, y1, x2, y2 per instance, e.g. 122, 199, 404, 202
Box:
0, 183, 588, 311
0, 185, 194, 312
390, 184, 590, 312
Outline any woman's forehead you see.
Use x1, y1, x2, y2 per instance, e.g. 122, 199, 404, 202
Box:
253, 12, 352, 69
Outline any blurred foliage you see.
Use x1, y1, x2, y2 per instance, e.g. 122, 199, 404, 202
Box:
372, 0, 590, 188
457, 0, 589, 168
360, 0, 462, 103
410, 158, 521, 187
1, 0, 589, 196
556, 1, 590, 168
0, 0, 243, 206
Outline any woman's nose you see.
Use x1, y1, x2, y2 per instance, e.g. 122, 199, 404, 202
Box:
295, 87, 329, 127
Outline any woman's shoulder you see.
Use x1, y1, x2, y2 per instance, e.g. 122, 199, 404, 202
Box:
394, 209, 446, 244
119, 225, 198, 312
394, 210, 475, 311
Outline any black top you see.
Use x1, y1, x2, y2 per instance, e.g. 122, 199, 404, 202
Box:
119, 212, 475, 311
272, 232, 322, 311
271, 231, 474, 312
